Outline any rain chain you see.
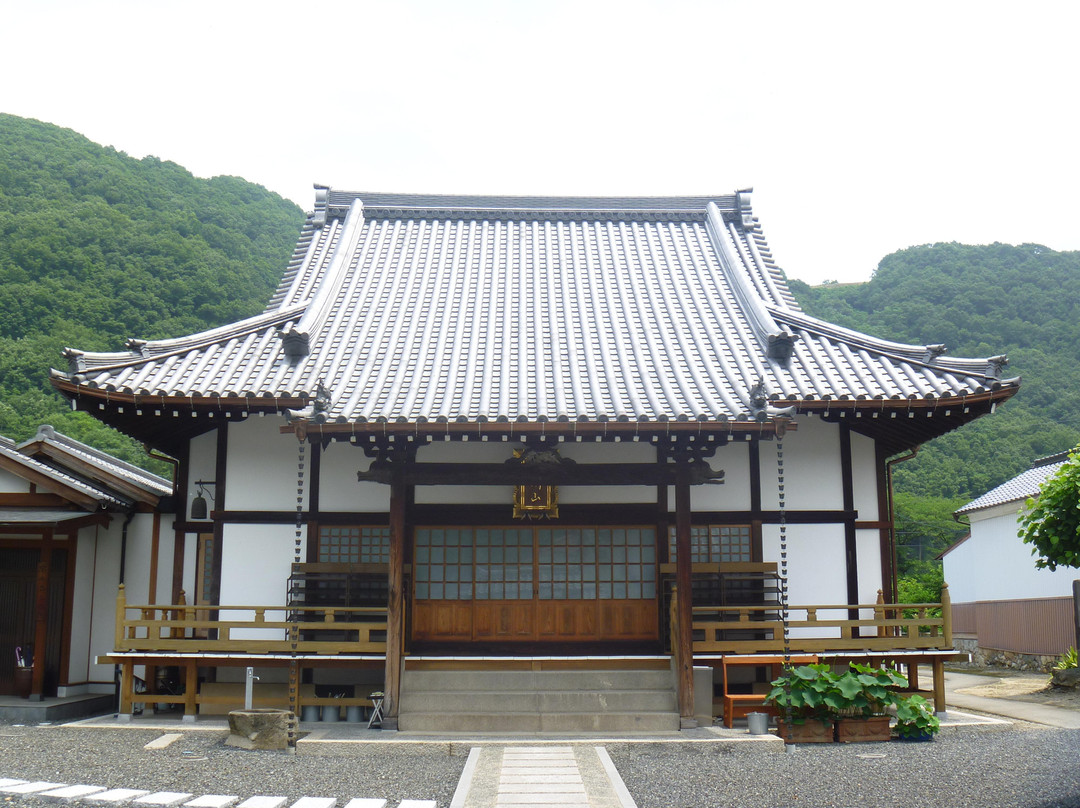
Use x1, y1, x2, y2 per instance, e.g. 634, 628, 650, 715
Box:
778, 436, 793, 745
287, 437, 306, 748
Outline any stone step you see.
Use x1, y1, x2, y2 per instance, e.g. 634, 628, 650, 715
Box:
398, 709, 681, 733
397, 666, 680, 733
401, 668, 675, 692
400, 688, 677, 713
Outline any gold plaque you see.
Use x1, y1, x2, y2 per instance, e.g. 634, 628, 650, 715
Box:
513, 483, 559, 519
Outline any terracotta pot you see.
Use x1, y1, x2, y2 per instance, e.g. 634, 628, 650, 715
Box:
835, 715, 892, 743
776, 718, 833, 744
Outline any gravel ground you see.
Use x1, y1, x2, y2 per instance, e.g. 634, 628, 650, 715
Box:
608, 724, 1080, 808
0, 725, 467, 806
1, 722, 1079, 807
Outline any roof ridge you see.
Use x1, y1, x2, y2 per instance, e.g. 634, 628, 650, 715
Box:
767, 304, 1009, 376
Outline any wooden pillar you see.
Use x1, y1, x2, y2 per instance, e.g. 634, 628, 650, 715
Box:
30, 527, 54, 700
184, 660, 198, 719
674, 464, 695, 727
931, 657, 946, 715
119, 660, 134, 716
383, 474, 406, 729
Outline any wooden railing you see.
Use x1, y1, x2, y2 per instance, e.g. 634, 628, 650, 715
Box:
691, 585, 952, 655
113, 584, 388, 655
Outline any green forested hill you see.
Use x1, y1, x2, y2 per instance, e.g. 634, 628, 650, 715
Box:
0, 113, 305, 465
790, 243, 1080, 580
2, 113, 1077, 580
790, 243, 1080, 501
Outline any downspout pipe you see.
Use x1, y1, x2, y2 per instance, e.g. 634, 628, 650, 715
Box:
885, 447, 920, 602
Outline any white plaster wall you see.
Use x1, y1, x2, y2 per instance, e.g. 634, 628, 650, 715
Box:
320, 441, 390, 511
943, 536, 980, 604
855, 528, 885, 605
121, 514, 156, 608
182, 532, 198, 607
0, 467, 30, 493
186, 429, 218, 519
152, 518, 176, 604
850, 431, 879, 521
758, 417, 843, 511
763, 523, 847, 637
945, 504, 1078, 602
219, 524, 297, 639
688, 440, 751, 511
225, 417, 308, 511
87, 521, 124, 685
66, 526, 98, 686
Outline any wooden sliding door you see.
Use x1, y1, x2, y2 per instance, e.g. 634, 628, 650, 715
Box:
411, 526, 658, 646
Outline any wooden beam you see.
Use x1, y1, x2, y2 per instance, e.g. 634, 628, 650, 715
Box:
357, 461, 724, 487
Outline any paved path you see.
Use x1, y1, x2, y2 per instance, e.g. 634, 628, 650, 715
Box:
449, 746, 634, 808
944, 671, 1080, 728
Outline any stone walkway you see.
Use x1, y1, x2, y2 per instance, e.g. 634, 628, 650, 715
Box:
449, 746, 634, 808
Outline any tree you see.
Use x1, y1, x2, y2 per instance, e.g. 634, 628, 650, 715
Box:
1018, 446, 1080, 570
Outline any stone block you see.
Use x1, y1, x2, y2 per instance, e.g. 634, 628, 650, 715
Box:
225, 709, 296, 750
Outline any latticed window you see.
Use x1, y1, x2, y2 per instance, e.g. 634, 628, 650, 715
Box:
668, 525, 752, 563
413, 526, 656, 601
318, 526, 391, 564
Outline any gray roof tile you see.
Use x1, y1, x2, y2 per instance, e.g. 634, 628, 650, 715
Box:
54, 191, 1018, 426
956, 452, 1071, 515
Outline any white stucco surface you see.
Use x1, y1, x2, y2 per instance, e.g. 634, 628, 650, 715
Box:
850, 431, 879, 520
186, 428, 218, 519
225, 417, 308, 511
763, 522, 847, 637
758, 417, 843, 511
945, 502, 1078, 603
0, 467, 29, 493
219, 524, 297, 638
320, 441, 389, 511
689, 440, 751, 511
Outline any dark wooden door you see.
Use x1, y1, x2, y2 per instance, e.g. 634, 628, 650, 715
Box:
0, 548, 67, 696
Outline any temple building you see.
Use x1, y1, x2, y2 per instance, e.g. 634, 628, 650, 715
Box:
46, 189, 1020, 729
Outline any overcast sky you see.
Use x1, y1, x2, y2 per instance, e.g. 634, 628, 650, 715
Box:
2, 1, 1077, 285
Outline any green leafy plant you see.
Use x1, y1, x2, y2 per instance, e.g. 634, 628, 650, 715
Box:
763, 663, 835, 724
1054, 647, 1078, 670
827, 662, 908, 717
893, 694, 940, 739
1018, 447, 1080, 571
764, 662, 909, 723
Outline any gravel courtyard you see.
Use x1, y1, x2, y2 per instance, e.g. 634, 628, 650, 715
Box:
1, 721, 1078, 808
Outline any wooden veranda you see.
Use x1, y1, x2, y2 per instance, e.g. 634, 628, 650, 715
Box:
101, 583, 957, 721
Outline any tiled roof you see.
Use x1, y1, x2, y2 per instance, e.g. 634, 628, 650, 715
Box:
955, 451, 1072, 515
0, 434, 128, 509
52, 190, 1019, 427
17, 425, 172, 499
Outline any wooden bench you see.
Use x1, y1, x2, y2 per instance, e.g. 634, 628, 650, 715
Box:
721, 654, 818, 728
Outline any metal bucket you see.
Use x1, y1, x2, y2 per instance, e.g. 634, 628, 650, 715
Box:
747, 712, 770, 735
346, 705, 365, 723
300, 705, 321, 722
322, 705, 340, 722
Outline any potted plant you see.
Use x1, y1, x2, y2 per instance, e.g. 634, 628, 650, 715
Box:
829, 662, 908, 743
764, 663, 836, 743
893, 694, 940, 741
